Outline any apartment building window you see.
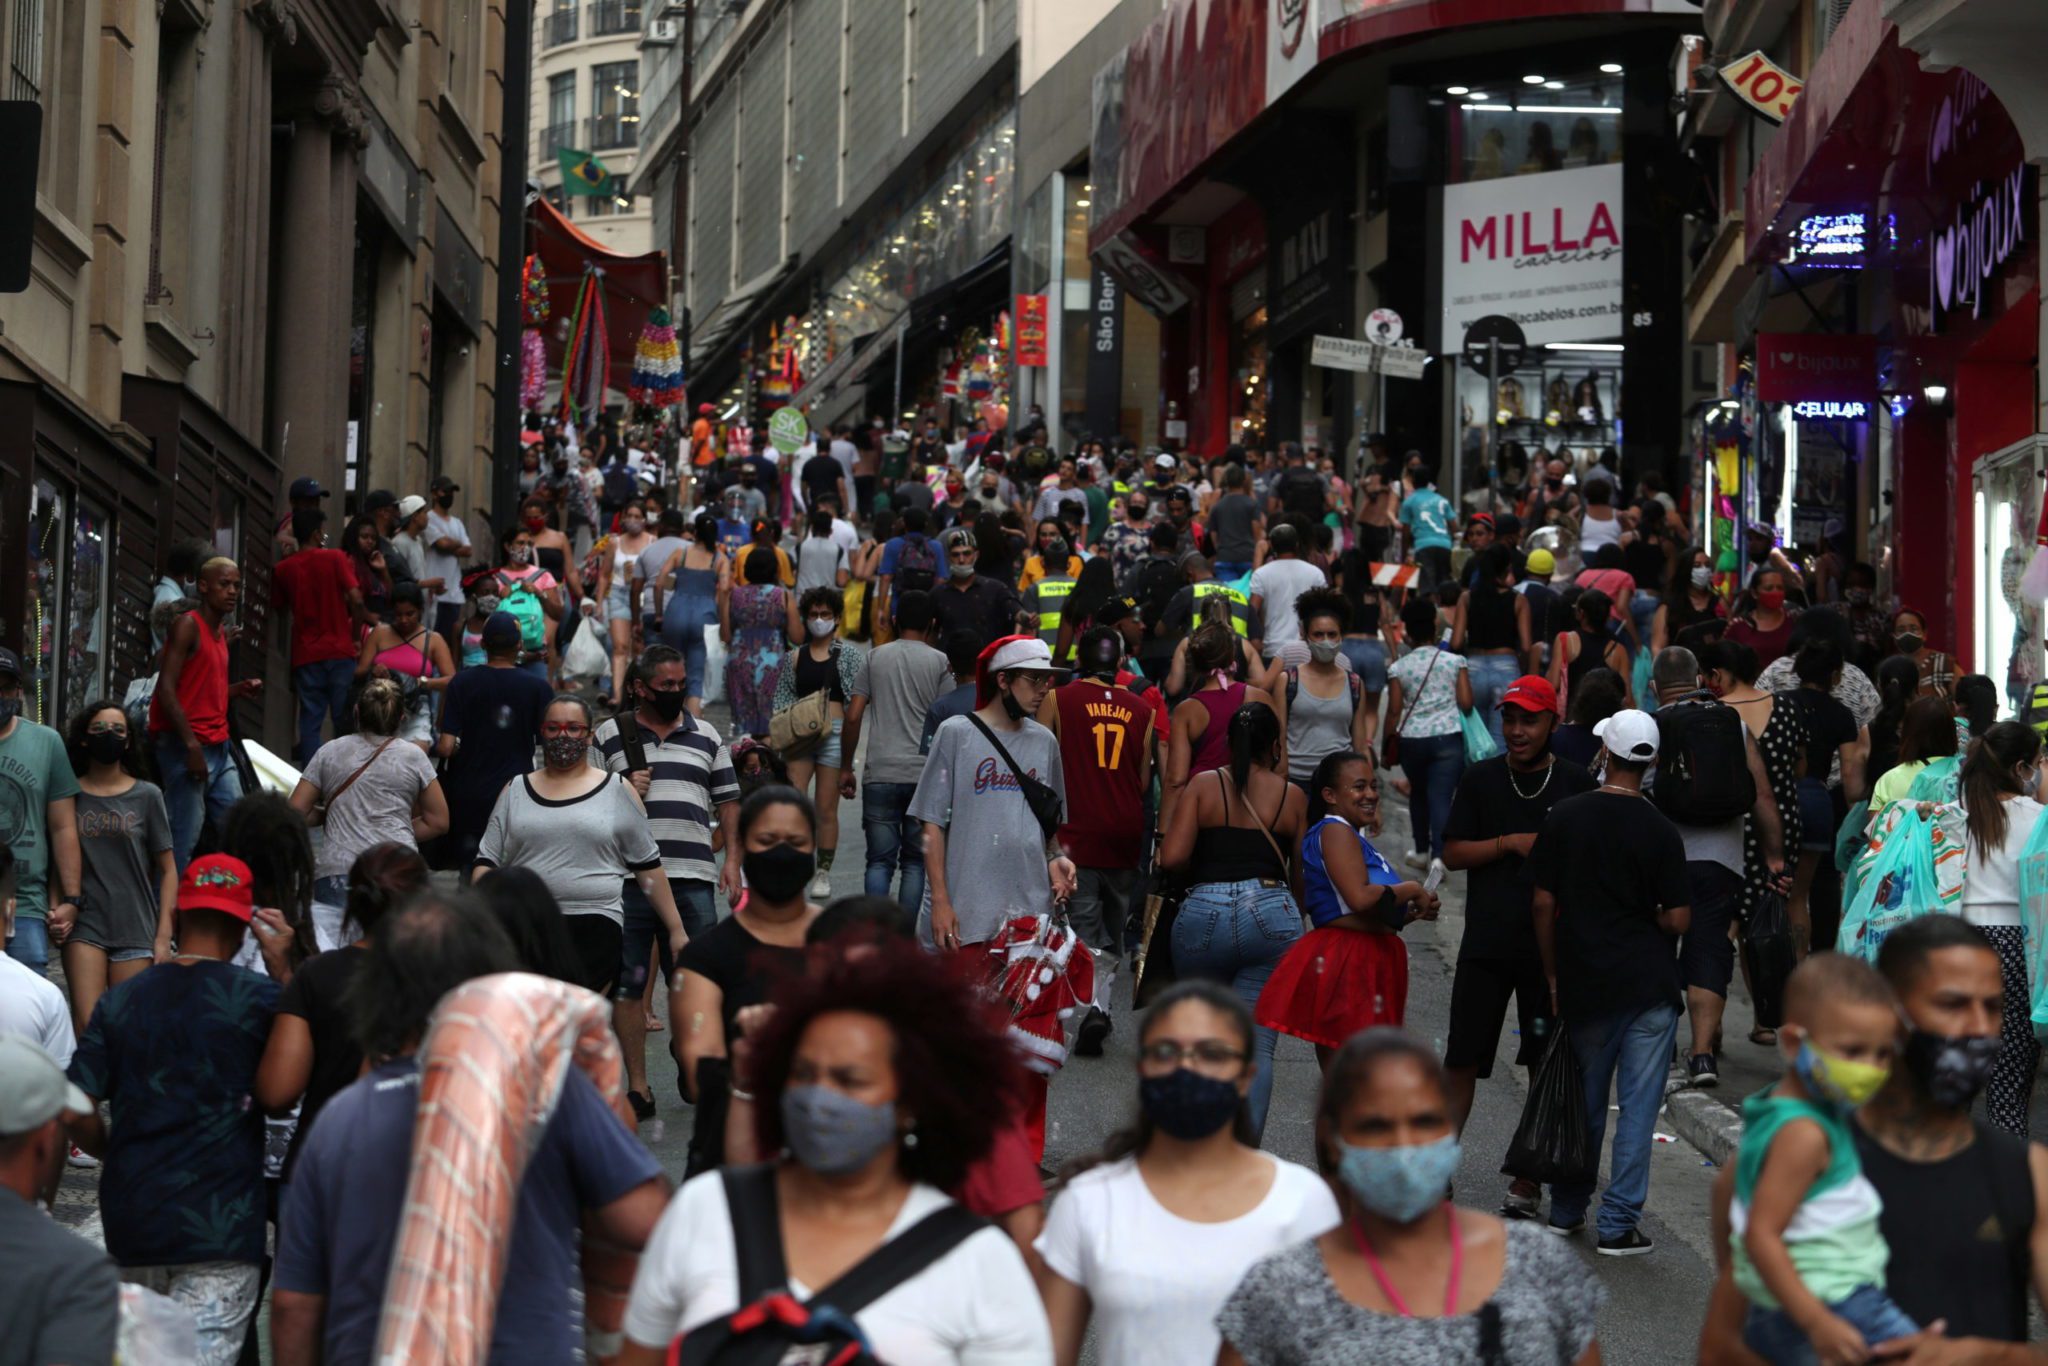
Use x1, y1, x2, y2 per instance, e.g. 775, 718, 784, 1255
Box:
8, 0, 41, 101
542, 1, 578, 47
590, 61, 639, 150
146, 14, 201, 308
447, 0, 482, 122
545, 73, 577, 156
590, 0, 642, 37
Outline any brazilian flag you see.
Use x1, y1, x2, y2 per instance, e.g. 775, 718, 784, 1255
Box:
558, 147, 611, 197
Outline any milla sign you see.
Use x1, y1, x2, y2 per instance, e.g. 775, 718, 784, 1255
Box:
1439, 163, 1623, 349
1931, 164, 2025, 325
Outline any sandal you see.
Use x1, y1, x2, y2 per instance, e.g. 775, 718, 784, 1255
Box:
1749, 1026, 1776, 1046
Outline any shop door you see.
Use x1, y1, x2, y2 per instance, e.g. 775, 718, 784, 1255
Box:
1972, 435, 2048, 712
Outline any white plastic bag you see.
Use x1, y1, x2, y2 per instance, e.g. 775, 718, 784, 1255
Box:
119, 1282, 199, 1363
561, 616, 609, 681
702, 626, 728, 704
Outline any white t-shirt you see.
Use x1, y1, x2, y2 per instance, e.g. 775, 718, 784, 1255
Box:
1961, 795, 2046, 928
0, 951, 76, 1064
829, 517, 862, 559
624, 1173, 1051, 1363
1249, 558, 1330, 649
1037, 1153, 1338, 1366
423, 510, 471, 605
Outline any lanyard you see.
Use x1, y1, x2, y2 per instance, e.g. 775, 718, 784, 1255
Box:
1348, 1203, 1462, 1318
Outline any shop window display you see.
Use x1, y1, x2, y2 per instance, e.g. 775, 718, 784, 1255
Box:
64, 496, 110, 724
1447, 73, 1622, 184
1455, 358, 1620, 497
22, 477, 63, 725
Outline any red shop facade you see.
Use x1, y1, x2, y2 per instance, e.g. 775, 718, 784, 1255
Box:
1744, 2, 2039, 676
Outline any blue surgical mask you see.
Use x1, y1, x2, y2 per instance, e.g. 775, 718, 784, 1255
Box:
1336, 1134, 1461, 1223
781, 1084, 899, 1176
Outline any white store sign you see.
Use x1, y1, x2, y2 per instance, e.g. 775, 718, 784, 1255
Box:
1438, 163, 1624, 349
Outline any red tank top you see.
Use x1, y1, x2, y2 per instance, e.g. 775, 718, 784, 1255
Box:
1189, 682, 1248, 776
1054, 680, 1149, 867
150, 611, 229, 742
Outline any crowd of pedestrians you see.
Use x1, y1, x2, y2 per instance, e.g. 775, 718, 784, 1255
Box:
2, 419, 2046, 1366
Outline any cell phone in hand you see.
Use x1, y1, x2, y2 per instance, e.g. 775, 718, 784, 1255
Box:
1423, 861, 1445, 894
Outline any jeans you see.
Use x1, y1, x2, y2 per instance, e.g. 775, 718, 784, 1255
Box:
4, 915, 50, 974
1416, 546, 1453, 593
1070, 866, 1140, 1009
1212, 560, 1253, 582
121, 1261, 262, 1366
1743, 1284, 1918, 1364
619, 876, 718, 999
862, 781, 926, 914
1466, 654, 1521, 748
294, 657, 355, 764
1630, 592, 1661, 652
1399, 732, 1465, 859
156, 738, 244, 873
1171, 878, 1303, 1141
1551, 1000, 1681, 1239
1340, 638, 1388, 692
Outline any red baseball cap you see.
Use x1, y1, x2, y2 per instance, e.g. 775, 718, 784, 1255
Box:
178, 854, 256, 923
1498, 674, 1559, 716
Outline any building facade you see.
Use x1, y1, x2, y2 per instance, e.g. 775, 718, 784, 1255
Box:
533, 0, 657, 252
0, 0, 513, 747
639, 0, 1019, 432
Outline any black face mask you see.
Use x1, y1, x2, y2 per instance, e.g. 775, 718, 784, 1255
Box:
1902, 1028, 2001, 1108
85, 731, 128, 767
1001, 687, 1031, 722
435, 492, 454, 508
643, 689, 686, 722
743, 843, 816, 904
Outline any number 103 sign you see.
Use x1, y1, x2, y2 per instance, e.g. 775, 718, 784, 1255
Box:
1719, 51, 1804, 124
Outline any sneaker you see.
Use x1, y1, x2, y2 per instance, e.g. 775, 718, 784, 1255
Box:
627, 1089, 664, 1144
1500, 1181, 1541, 1221
1545, 1216, 1585, 1237
1402, 849, 1430, 870
66, 1145, 97, 1169
1074, 1007, 1112, 1057
1597, 1228, 1654, 1256
1688, 1053, 1720, 1088
809, 869, 833, 900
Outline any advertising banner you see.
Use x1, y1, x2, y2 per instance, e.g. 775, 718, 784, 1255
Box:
1438, 163, 1623, 349
1755, 333, 1878, 404
1014, 294, 1049, 366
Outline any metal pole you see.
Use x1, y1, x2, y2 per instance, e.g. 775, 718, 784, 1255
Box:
491, 0, 535, 528
892, 322, 907, 424
1485, 336, 1499, 507
673, 0, 696, 392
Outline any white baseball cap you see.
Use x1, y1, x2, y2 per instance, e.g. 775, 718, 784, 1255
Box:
0, 1036, 92, 1134
1592, 708, 1661, 762
985, 637, 1063, 676
396, 494, 428, 520
1153, 452, 1177, 470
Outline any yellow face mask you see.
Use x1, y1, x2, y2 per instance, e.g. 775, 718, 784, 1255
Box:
1795, 1040, 1890, 1107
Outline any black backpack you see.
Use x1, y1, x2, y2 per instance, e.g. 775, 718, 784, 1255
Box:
602, 462, 639, 510
1652, 691, 1756, 825
670, 1164, 988, 1366
894, 533, 938, 597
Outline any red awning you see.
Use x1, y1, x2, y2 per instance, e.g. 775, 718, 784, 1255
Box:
529, 198, 669, 399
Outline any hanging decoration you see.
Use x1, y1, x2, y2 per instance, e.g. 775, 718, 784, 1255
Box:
519, 254, 552, 410
522, 255, 551, 325
627, 306, 684, 409
560, 268, 611, 425
760, 317, 801, 409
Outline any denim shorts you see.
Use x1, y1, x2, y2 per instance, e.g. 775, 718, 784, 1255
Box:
1340, 637, 1389, 692
607, 581, 635, 622
809, 717, 845, 770
1797, 777, 1836, 852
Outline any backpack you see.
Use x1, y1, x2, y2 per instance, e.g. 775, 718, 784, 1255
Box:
894, 533, 938, 598
671, 1164, 987, 1366
495, 572, 549, 651
1285, 666, 1363, 713
1652, 691, 1757, 825
602, 462, 639, 510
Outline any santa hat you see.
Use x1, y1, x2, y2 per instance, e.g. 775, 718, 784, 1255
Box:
974, 635, 1064, 708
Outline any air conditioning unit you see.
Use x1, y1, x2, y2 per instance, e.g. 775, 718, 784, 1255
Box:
645, 17, 678, 43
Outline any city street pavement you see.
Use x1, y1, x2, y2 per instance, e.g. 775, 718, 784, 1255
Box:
47, 695, 1730, 1360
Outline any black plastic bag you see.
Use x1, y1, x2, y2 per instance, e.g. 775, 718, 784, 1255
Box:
1743, 889, 1798, 1030
1502, 1027, 1593, 1186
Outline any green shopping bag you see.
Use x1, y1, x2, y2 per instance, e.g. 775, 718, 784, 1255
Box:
2017, 809, 2048, 1044
1907, 754, 1963, 803
1459, 708, 1500, 764
1838, 807, 1943, 962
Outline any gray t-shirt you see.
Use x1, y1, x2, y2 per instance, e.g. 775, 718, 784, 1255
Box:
636, 535, 687, 616
476, 772, 662, 924
301, 733, 440, 880
908, 714, 1066, 945
0, 1187, 119, 1366
1207, 492, 1260, 562
854, 640, 955, 785
424, 510, 472, 605
74, 783, 173, 951
796, 537, 848, 594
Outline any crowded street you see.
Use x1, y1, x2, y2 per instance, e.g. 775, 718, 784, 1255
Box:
12, 0, 2048, 1363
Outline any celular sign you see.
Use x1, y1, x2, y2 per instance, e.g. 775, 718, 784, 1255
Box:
1790, 401, 1870, 420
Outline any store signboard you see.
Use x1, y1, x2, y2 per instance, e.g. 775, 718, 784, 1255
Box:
1085, 270, 1123, 438
1438, 164, 1623, 349
1311, 335, 1426, 380
1930, 162, 2025, 326
1755, 333, 1878, 404
1267, 0, 1320, 107
1014, 294, 1049, 367
1095, 232, 1192, 317
1719, 50, 1804, 124
1269, 205, 1346, 343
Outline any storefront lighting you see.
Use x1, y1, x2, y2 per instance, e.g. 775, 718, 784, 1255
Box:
1544, 342, 1625, 352
1923, 383, 1949, 405
1523, 75, 1545, 85
1075, 198, 1090, 207
1888, 395, 1910, 418
1599, 63, 1624, 74
1446, 85, 1470, 95
1543, 81, 1565, 90
1790, 401, 1869, 420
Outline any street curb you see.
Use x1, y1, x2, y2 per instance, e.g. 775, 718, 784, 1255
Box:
1663, 1068, 1744, 1167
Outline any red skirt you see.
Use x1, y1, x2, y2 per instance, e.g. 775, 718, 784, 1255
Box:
1255, 926, 1408, 1049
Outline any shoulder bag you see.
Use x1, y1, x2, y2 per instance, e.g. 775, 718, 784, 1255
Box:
965, 713, 1063, 840
310, 737, 397, 826
768, 645, 837, 760
1381, 646, 1442, 773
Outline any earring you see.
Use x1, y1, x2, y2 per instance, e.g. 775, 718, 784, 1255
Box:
902, 1128, 919, 1149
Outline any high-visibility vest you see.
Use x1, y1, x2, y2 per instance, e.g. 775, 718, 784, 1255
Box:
1031, 575, 1077, 648
1192, 579, 1251, 636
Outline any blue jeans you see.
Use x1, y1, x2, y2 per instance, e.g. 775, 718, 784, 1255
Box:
1399, 732, 1464, 859
1551, 1000, 1682, 1239
1630, 592, 1661, 651
1212, 561, 1253, 582
1340, 638, 1388, 692
1466, 654, 1521, 748
156, 737, 244, 873
862, 781, 926, 914
294, 657, 356, 764
1744, 1284, 1918, 1364
661, 596, 717, 698
4, 915, 50, 974
1171, 878, 1303, 1141
619, 876, 718, 999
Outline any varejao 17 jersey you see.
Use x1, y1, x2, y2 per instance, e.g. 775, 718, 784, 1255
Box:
1054, 680, 1150, 867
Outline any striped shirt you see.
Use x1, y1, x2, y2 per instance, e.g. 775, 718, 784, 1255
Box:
593, 711, 739, 885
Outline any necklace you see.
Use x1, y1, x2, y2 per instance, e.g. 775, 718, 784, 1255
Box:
1598, 783, 1644, 799
1348, 1204, 1463, 1318
171, 952, 216, 964
1506, 758, 1555, 799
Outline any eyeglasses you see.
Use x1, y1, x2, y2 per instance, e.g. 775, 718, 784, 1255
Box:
542, 723, 591, 737
87, 720, 127, 735
1139, 1040, 1249, 1072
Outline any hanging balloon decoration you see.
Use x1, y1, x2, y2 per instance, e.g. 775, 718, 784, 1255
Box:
627, 306, 684, 410
560, 268, 610, 425
520, 255, 550, 410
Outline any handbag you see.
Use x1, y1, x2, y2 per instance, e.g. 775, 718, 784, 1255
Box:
768, 647, 836, 758
310, 737, 397, 826
1381, 645, 1443, 771
965, 713, 1064, 840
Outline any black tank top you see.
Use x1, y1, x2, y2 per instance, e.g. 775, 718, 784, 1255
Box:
1187, 773, 1290, 884
1339, 551, 1382, 634
1464, 586, 1517, 650
1853, 1117, 2033, 1342
1565, 628, 1610, 696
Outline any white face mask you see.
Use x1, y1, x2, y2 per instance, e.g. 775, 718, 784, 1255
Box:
1308, 640, 1341, 664
1690, 566, 1713, 589
807, 616, 837, 638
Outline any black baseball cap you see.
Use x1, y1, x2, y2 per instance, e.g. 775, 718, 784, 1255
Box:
430, 474, 460, 494
288, 477, 330, 500
363, 489, 398, 512
0, 647, 19, 680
